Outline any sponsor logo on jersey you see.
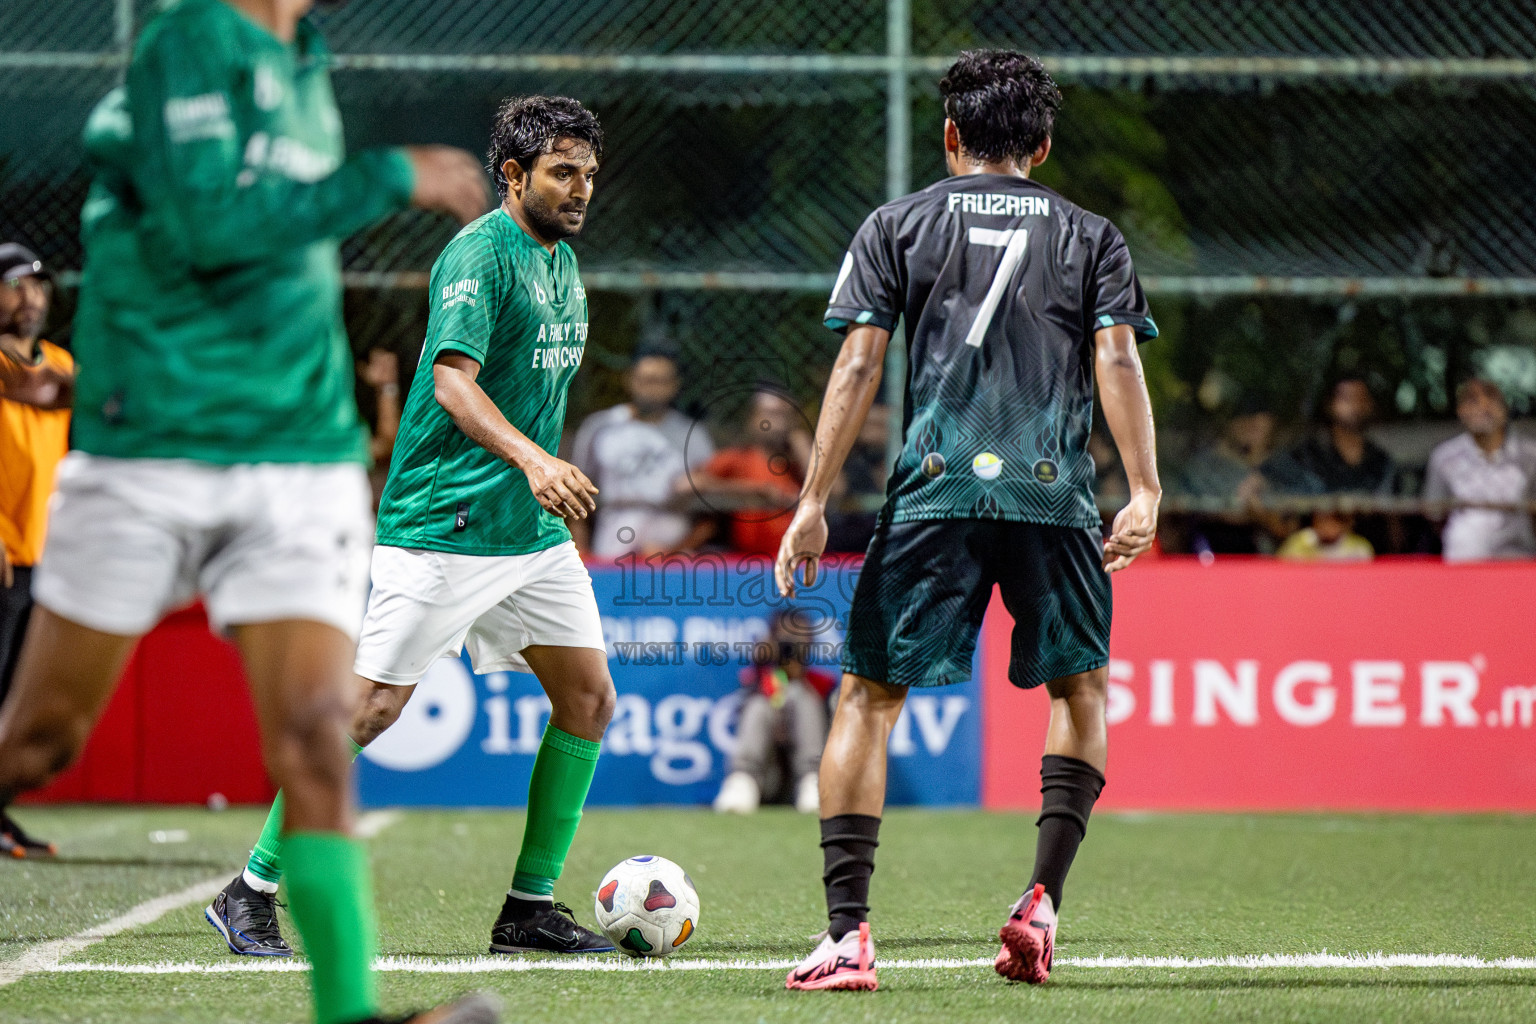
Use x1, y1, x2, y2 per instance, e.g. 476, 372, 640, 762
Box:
947, 192, 1050, 217
971, 452, 1003, 480
254, 65, 284, 111
165, 92, 234, 143
239, 132, 339, 185
531, 321, 589, 370
441, 278, 480, 310
1033, 459, 1059, 484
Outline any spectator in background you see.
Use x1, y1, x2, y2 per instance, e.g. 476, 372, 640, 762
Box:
825, 402, 888, 553
1423, 379, 1536, 562
1175, 399, 1277, 553
1253, 377, 1399, 550
713, 610, 835, 815
568, 350, 715, 557
688, 387, 812, 557
355, 347, 402, 509
0, 243, 71, 858
1277, 511, 1374, 562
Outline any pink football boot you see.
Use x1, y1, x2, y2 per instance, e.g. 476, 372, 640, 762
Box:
995, 883, 1056, 984
786, 922, 878, 991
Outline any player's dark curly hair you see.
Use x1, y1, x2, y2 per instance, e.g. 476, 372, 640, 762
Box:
487, 95, 604, 200
939, 50, 1062, 166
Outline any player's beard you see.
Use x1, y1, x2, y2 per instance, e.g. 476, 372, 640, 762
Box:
522, 187, 585, 242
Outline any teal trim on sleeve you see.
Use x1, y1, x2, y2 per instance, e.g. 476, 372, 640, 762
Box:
856, 310, 875, 324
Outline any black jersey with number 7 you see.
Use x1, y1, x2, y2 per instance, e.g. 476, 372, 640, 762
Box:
826, 173, 1156, 528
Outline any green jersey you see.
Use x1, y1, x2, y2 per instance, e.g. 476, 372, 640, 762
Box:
72, 0, 416, 464
375, 210, 589, 556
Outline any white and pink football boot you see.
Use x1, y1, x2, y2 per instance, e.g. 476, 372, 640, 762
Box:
995, 883, 1056, 984
785, 922, 878, 991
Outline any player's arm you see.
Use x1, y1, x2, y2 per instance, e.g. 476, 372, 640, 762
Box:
1095, 323, 1161, 571
774, 325, 889, 597
125, 32, 484, 272
0, 358, 73, 410
431, 352, 597, 520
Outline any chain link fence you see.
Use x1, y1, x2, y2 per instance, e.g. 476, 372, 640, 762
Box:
3, 0, 1535, 453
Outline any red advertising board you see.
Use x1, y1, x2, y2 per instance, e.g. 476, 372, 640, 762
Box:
24, 606, 273, 806
982, 559, 1536, 811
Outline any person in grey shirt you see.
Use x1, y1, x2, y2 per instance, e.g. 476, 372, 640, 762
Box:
568, 350, 715, 557
1423, 378, 1536, 562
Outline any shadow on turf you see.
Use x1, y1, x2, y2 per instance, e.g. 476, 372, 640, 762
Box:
1056, 977, 1536, 992
15, 856, 233, 869
688, 936, 976, 957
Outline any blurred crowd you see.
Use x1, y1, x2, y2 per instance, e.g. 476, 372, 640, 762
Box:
4, 231, 1533, 569
1157, 376, 1536, 562
560, 349, 889, 561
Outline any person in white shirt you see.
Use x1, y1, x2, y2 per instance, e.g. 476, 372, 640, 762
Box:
567, 351, 715, 557
1423, 378, 1536, 562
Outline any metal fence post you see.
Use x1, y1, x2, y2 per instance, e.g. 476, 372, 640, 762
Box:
883, 0, 912, 476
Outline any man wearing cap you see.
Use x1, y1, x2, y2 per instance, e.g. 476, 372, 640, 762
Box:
0, 243, 72, 859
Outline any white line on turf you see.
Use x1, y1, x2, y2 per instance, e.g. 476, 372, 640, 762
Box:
0, 808, 403, 988
0, 876, 230, 988
356, 809, 402, 839
40, 953, 1536, 975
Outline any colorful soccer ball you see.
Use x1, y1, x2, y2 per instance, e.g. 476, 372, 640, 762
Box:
593, 855, 700, 958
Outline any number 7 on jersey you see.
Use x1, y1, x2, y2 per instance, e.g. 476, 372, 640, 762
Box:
962, 226, 1029, 349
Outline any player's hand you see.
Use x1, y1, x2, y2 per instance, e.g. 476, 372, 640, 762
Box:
523, 451, 599, 520
406, 146, 490, 225
775, 500, 828, 598
1102, 490, 1159, 573
0, 547, 10, 589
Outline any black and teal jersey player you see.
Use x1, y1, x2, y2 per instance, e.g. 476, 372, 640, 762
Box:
827, 174, 1157, 534
821, 169, 1157, 690
777, 49, 1163, 994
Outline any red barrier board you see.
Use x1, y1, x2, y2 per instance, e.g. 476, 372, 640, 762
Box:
23, 605, 273, 806
982, 559, 1536, 811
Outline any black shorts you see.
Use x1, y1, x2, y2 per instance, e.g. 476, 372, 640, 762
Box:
841, 518, 1111, 690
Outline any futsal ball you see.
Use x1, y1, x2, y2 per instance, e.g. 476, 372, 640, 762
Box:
593, 855, 700, 957
972, 451, 1004, 480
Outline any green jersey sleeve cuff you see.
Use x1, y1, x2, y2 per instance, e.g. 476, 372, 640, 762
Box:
825, 305, 898, 333
1094, 311, 1159, 342
434, 338, 488, 365
367, 147, 417, 209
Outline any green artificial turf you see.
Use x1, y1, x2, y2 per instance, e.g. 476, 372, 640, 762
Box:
3, 807, 1535, 1023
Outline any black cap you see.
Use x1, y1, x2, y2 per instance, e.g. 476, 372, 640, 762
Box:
0, 243, 46, 282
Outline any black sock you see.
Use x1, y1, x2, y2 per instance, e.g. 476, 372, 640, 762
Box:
821, 814, 880, 941
1027, 755, 1105, 912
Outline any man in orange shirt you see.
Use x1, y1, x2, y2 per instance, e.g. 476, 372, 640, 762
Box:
689, 388, 813, 556
0, 244, 73, 858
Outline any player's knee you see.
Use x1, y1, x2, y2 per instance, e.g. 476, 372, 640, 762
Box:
577, 678, 616, 734
838, 673, 908, 721
0, 714, 89, 793
352, 685, 409, 745
549, 674, 615, 735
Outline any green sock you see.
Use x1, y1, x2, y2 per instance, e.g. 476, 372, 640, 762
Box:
245, 740, 364, 887
510, 725, 601, 897
245, 791, 286, 886
285, 831, 378, 1024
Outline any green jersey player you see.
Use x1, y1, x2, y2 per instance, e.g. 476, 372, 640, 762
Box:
0, 1, 493, 1022
224, 95, 617, 956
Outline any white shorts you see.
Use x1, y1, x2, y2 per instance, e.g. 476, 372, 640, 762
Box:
34, 453, 373, 638
354, 541, 606, 685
